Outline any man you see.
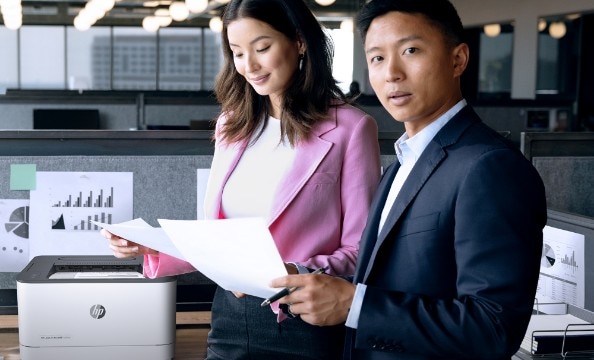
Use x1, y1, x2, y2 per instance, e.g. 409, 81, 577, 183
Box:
270, 0, 547, 359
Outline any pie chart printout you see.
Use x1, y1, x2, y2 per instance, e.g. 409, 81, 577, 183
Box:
5, 206, 29, 239
541, 243, 556, 268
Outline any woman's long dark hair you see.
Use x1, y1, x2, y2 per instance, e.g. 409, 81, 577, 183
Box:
214, 0, 348, 146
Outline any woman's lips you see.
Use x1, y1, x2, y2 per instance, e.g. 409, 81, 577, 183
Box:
249, 74, 270, 85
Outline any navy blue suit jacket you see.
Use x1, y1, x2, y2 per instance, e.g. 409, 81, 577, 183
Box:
347, 106, 547, 360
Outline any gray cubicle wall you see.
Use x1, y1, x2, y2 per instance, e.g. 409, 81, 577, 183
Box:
0, 130, 216, 314
521, 132, 594, 218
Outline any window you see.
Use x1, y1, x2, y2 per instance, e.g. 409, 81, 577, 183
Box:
157, 27, 222, 91
327, 27, 353, 94
0, 24, 351, 92
20, 26, 65, 89
536, 15, 580, 98
0, 27, 18, 92
113, 27, 157, 90
478, 23, 513, 98
67, 26, 112, 90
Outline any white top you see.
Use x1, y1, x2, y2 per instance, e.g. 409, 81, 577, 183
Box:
222, 116, 297, 220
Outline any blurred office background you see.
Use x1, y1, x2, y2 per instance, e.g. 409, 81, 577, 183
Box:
0, 0, 592, 145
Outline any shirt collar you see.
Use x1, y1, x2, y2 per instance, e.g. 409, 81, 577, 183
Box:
394, 99, 467, 165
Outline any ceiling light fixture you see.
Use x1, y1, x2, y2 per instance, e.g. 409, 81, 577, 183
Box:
169, 1, 189, 21
185, 0, 207, 13
73, 0, 116, 31
483, 23, 501, 37
566, 13, 581, 21
548, 21, 566, 39
0, 0, 23, 30
538, 19, 547, 32
209, 16, 223, 32
154, 9, 172, 27
142, 16, 161, 32
315, 0, 336, 5
340, 18, 353, 32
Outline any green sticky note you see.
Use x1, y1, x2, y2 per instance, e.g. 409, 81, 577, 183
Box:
10, 164, 37, 190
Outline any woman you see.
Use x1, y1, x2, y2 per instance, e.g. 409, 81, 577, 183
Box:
104, 0, 381, 358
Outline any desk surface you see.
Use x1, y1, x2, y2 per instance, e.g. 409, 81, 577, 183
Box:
0, 313, 535, 360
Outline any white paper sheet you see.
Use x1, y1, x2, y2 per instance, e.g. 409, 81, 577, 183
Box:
536, 225, 585, 308
95, 217, 288, 299
158, 218, 288, 299
92, 218, 184, 260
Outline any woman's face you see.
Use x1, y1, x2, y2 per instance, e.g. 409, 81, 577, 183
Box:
227, 17, 302, 117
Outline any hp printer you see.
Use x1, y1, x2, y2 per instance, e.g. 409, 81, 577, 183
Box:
17, 255, 176, 360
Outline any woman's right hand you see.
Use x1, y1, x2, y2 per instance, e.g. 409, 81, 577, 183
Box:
100, 228, 159, 259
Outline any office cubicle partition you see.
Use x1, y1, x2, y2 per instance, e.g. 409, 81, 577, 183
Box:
520, 132, 594, 312
521, 132, 594, 218
521, 132, 594, 160
0, 130, 216, 315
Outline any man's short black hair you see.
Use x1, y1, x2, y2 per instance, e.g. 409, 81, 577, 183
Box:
356, 0, 464, 47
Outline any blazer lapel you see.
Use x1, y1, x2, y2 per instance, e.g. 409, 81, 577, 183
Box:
268, 109, 337, 225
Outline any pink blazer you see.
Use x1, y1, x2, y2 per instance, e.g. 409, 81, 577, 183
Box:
144, 103, 381, 278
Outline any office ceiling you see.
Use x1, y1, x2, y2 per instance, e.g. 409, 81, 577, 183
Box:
9, 0, 362, 28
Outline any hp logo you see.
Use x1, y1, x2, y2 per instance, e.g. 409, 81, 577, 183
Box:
90, 304, 106, 319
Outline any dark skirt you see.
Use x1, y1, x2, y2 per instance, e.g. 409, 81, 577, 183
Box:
206, 286, 345, 360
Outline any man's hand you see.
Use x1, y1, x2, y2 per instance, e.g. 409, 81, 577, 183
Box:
270, 273, 355, 326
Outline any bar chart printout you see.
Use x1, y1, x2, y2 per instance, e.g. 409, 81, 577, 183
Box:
29, 171, 133, 257
73, 213, 113, 231
53, 187, 115, 208
536, 225, 585, 308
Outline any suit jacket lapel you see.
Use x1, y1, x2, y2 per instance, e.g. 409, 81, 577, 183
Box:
360, 107, 479, 282
362, 143, 446, 282
354, 161, 399, 283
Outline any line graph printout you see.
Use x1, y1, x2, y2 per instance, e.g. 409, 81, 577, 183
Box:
536, 225, 585, 308
29, 172, 133, 258
0, 199, 30, 271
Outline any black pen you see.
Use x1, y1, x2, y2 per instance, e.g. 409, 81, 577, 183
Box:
260, 267, 327, 307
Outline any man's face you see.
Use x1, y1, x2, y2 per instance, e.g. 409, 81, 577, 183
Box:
364, 11, 468, 136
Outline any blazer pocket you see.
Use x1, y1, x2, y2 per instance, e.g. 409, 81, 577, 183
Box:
306, 172, 338, 185
400, 212, 439, 236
